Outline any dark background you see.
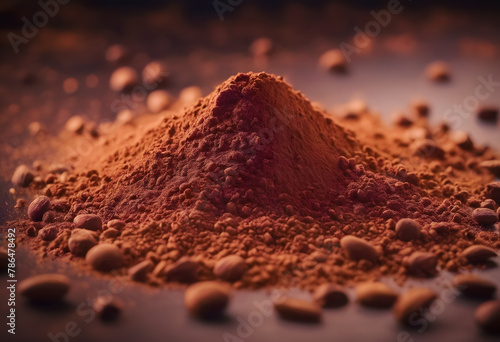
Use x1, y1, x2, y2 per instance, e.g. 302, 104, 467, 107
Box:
2, 0, 500, 17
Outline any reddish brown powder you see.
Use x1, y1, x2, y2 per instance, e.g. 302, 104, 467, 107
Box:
5, 72, 500, 290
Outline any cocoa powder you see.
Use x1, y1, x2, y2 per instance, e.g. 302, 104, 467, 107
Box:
4, 72, 500, 293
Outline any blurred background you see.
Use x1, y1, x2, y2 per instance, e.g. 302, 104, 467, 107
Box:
0, 0, 499, 172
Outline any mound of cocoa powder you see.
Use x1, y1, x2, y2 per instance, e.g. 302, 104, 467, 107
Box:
4, 72, 500, 291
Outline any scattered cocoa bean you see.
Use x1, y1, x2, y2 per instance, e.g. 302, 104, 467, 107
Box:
356, 282, 398, 308
340, 236, 379, 263
213, 255, 247, 282
142, 60, 169, 86
147, 90, 172, 113
411, 100, 430, 117
68, 229, 98, 256
453, 274, 496, 298
165, 257, 199, 283
404, 252, 438, 278
28, 196, 51, 222
38, 226, 59, 241
480, 199, 496, 210
65, 115, 85, 134
275, 297, 322, 323
250, 37, 273, 57
395, 218, 420, 241
313, 283, 349, 308
109, 66, 139, 92
477, 107, 498, 123
107, 219, 126, 230
101, 228, 119, 239
85, 244, 123, 272
105, 44, 127, 63
451, 131, 473, 150
93, 295, 122, 321
11, 165, 34, 187
178, 86, 202, 105
19, 274, 70, 303
128, 260, 154, 282
319, 49, 347, 73
475, 300, 500, 334
425, 61, 450, 82
472, 208, 498, 225
461, 245, 497, 264
184, 281, 230, 319
74, 214, 102, 231
393, 288, 437, 326
479, 160, 500, 178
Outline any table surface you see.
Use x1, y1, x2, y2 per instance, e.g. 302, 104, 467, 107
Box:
0, 3, 499, 342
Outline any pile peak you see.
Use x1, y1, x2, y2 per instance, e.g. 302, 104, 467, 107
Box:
107, 72, 361, 221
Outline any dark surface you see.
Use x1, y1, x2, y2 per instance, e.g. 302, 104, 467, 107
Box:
0, 248, 499, 342
0, 2, 500, 342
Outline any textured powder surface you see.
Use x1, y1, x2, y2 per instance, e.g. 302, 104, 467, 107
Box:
4, 72, 500, 290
